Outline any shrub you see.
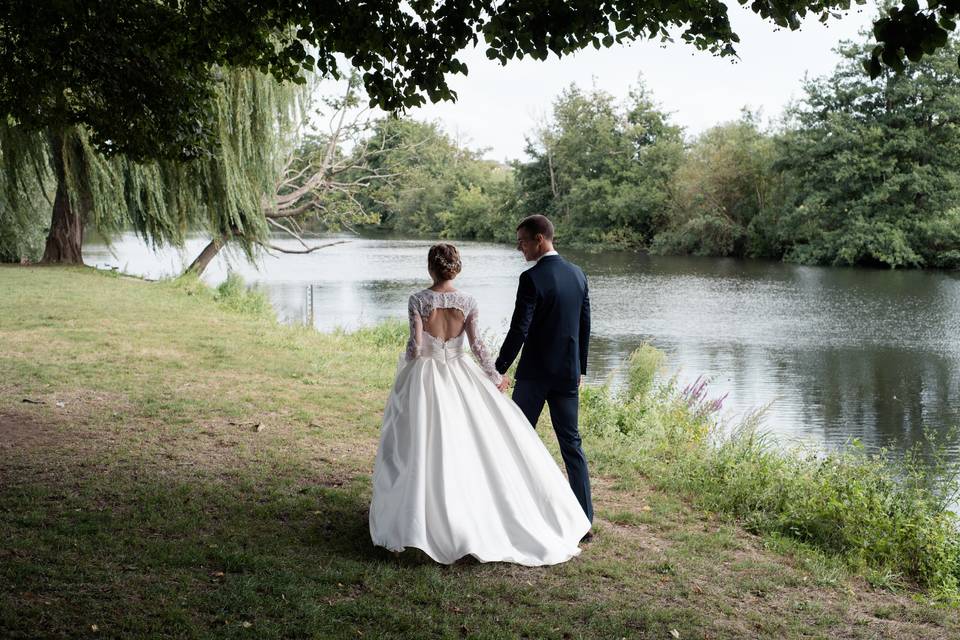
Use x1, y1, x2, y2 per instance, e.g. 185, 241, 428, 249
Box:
580, 343, 960, 596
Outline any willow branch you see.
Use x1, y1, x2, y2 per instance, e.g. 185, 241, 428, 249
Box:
256, 239, 350, 255
264, 201, 316, 219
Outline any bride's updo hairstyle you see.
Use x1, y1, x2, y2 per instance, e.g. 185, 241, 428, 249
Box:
428, 243, 462, 281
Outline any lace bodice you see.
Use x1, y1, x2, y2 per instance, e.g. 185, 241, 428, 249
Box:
405, 289, 502, 385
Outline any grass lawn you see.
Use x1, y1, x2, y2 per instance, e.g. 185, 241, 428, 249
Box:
1, 265, 957, 639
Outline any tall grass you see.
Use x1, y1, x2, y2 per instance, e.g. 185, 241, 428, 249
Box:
341, 318, 409, 347
580, 344, 960, 597
169, 271, 275, 320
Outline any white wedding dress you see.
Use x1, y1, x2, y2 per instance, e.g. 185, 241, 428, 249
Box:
369, 288, 591, 566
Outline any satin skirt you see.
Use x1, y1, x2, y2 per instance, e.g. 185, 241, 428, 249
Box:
369, 344, 591, 566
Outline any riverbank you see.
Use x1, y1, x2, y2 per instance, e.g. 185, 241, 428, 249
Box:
1, 265, 957, 639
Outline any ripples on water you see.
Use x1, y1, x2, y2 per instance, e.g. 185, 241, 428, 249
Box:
84, 233, 960, 464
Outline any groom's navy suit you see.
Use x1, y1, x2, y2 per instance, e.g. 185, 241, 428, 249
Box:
495, 253, 593, 523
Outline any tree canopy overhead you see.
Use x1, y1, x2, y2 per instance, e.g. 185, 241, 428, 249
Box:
5, 0, 958, 164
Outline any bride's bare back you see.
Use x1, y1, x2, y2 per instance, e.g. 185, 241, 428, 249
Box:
423, 306, 466, 341
404, 288, 502, 385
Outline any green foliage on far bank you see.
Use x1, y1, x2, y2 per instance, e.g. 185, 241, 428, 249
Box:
348, 22, 960, 270
772, 37, 960, 269
515, 81, 684, 249
650, 112, 783, 258
342, 118, 516, 244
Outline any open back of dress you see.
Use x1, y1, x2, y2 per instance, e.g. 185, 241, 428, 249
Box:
404, 288, 502, 385
423, 307, 466, 342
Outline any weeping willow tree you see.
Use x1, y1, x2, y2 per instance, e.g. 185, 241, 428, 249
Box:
171, 68, 307, 271
182, 72, 402, 276
0, 68, 304, 264
0, 122, 50, 262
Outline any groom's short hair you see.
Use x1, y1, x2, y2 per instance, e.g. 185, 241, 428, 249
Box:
517, 215, 554, 240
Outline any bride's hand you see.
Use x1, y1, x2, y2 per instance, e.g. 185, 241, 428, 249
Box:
497, 375, 511, 392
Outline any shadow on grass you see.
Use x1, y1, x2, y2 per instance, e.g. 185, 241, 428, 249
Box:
0, 458, 488, 638
298, 477, 481, 569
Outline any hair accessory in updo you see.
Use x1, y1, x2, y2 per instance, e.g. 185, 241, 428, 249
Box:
428, 243, 462, 281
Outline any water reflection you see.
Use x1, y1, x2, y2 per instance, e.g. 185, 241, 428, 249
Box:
84, 233, 960, 463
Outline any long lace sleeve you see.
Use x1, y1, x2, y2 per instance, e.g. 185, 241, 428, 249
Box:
405, 295, 422, 361
465, 301, 503, 386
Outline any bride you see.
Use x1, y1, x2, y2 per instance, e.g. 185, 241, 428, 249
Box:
369, 242, 591, 566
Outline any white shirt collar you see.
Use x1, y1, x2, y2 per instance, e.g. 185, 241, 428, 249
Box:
535, 250, 559, 263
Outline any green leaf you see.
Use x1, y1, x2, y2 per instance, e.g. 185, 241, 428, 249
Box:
881, 46, 906, 73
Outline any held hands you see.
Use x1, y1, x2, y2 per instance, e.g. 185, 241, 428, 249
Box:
495, 375, 579, 391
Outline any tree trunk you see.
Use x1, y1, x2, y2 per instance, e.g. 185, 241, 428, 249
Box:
547, 150, 559, 198
41, 130, 84, 264
185, 234, 229, 276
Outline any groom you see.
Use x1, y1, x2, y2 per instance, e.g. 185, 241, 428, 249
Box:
495, 214, 594, 532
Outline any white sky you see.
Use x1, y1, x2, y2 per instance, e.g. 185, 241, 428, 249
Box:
403, 3, 878, 162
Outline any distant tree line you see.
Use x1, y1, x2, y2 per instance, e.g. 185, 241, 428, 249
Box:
345, 30, 960, 269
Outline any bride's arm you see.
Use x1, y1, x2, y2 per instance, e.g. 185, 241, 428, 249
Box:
465, 303, 503, 386
405, 295, 422, 361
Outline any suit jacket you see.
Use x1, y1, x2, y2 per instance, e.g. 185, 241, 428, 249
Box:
495, 254, 590, 382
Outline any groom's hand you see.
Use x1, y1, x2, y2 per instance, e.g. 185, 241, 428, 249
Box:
497, 375, 511, 392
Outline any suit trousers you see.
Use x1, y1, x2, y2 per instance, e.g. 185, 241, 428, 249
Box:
512, 378, 594, 523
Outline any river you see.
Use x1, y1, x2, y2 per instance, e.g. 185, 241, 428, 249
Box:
85, 232, 960, 464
